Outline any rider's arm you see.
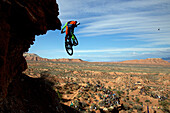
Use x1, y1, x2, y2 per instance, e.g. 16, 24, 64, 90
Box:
61, 22, 68, 31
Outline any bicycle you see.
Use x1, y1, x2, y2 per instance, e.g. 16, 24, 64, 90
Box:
62, 31, 78, 56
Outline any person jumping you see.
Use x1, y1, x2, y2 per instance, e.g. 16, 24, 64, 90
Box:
61, 21, 80, 46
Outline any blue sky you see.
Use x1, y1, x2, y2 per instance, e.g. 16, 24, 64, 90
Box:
28, 0, 170, 62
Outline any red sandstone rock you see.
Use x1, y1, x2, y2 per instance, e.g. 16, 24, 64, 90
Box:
0, 0, 64, 112
24, 53, 86, 62
120, 58, 170, 65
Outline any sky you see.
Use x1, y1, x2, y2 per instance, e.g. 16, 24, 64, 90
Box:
28, 0, 170, 62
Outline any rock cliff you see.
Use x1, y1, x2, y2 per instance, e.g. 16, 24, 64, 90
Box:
120, 58, 170, 65
0, 0, 64, 112
24, 53, 86, 62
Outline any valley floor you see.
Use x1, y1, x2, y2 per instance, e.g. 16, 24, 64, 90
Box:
24, 61, 170, 113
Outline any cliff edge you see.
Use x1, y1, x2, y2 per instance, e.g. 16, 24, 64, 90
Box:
0, 0, 65, 112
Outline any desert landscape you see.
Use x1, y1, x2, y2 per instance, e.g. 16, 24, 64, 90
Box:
23, 53, 170, 113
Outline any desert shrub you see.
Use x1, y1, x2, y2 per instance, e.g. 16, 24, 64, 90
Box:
133, 105, 143, 111
74, 100, 80, 106
127, 100, 134, 105
91, 87, 97, 92
135, 97, 140, 103
56, 90, 62, 101
127, 109, 133, 113
126, 96, 129, 100
123, 104, 129, 110
145, 100, 150, 102
91, 103, 96, 109
159, 100, 170, 113
108, 86, 111, 89
75, 85, 80, 90
91, 94, 96, 99
98, 93, 102, 97
77, 94, 82, 98
99, 101, 105, 107
105, 81, 109, 83
56, 86, 62, 90
117, 91, 121, 96
122, 98, 126, 102
139, 102, 143, 106
66, 90, 71, 94
87, 108, 92, 113
81, 102, 88, 108
165, 93, 169, 98
40, 71, 51, 78
88, 99, 91, 103
63, 85, 67, 90
94, 99, 98, 102
84, 94, 89, 100
97, 80, 100, 84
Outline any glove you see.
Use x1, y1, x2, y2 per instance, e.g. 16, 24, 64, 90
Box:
61, 30, 64, 34
76, 22, 80, 25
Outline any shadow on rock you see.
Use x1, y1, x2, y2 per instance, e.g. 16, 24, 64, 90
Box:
0, 74, 79, 113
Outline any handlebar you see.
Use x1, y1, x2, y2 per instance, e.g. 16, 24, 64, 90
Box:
61, 30, 65, 34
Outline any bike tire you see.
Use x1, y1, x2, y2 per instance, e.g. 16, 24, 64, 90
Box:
65, 41, 73, 56
73, 35, 78, 46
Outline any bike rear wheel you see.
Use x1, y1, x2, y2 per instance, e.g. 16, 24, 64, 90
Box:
72, 35, 78, 46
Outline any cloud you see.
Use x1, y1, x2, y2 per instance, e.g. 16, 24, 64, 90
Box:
54, 0, 170, 61
58, 0, 170, 46
75, 47, 170, 53
74, 48, 170, 61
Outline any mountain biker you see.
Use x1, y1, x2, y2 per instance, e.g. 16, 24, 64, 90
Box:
61, 21, 80, 45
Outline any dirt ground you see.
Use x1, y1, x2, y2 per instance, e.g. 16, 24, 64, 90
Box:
24, 60, 170, 113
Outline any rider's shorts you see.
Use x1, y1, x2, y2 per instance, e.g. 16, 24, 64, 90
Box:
66, 24, 74, 36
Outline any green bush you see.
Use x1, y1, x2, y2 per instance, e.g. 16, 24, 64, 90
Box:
81, 102, 88, 108
99, 101, 105, 107
140, 102, 143, 106
66, 90, 71, 94
133, 105, 143, 111
40, 71, 51, 78
56, 90, 62, 101
159, 100, 170, 113
145, 100, 150, 102
127, 100, 134, 105
77, 94, 82, 98
91, 103, 96, 109
123, 104, 129, 110
135, 97, 140, 103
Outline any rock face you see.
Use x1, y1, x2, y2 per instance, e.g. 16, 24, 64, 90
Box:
0, 0, 64, 112
120, 58, 170, 65
24, 53, 50, 61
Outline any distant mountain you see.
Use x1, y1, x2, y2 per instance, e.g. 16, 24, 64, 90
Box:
23, 53, 85, 63
23, 53, 50, 61
24, 53, 170, 64
120, 58, 170, 65
162, 57, 170, 62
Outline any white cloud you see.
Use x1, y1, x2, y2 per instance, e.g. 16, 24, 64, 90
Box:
74, 48, 170, 61
55, 0, 170, 61
75, 47, 170, 53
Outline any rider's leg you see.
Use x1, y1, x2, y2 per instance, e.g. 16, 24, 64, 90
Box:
65, 26, 69, 42
71, 33, 75, 42
65, 35, 68, 42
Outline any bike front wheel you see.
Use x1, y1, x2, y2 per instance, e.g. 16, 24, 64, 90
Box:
65, 41, 73, 56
